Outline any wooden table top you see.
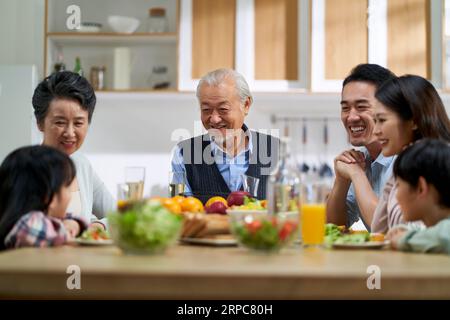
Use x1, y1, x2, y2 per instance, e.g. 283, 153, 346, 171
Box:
0, 243, 449, 299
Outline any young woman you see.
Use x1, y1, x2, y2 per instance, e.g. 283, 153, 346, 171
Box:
371, 75, 450, 234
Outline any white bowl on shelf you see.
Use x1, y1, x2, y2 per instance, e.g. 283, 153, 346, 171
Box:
108, 15, 140, 34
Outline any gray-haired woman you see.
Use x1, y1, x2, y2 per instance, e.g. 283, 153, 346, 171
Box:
32, 71, 114, 230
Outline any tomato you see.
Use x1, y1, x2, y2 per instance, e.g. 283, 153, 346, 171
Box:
279, 221, 297, 241
245, 220, 262, 233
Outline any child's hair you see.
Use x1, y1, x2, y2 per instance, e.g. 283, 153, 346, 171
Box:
394, 139, 450, 208
0, 145, 76, 249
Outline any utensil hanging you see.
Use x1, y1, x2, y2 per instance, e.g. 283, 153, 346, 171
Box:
300, 118, 310, 173
319, 118, 333, 178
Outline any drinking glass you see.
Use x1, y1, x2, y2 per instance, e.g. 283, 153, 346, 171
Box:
241, 174, 260, 197
300, 181, 329, 247
124, 166, 145, 200
169, 171, 186, 197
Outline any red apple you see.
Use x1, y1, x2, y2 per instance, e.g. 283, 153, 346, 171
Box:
227, 191, 252, 207
205, 201, 228, 215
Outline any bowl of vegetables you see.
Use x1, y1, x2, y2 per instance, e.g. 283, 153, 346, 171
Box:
228, 210, 298, 253
108, 200, 183, 255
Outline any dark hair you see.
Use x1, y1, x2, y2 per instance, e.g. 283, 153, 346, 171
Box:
32, 71, 96, 125
394, 139, 450, 208
342, 64, 396, 89
0, 145, 76, 250
375, 75, 450, 142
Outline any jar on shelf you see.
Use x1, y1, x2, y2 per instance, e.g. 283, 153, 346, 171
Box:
147, 7, 168, 33
148, 66, 170, 89
90, 66, 106, 91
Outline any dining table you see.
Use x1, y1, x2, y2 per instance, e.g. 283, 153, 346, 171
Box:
0, 242, 449, 299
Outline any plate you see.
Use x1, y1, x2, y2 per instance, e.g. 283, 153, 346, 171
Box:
180, 236, 237, 247
74, 238, 114, 246
332, 240, 390, 250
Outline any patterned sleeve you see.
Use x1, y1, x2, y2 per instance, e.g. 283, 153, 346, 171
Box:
5, 212, 68, 248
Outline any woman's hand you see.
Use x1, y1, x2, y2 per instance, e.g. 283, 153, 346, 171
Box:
63, 219, 81, 239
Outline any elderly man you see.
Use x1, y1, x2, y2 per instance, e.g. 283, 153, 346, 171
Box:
171, 68, 278, 204
326, 64, 396, 230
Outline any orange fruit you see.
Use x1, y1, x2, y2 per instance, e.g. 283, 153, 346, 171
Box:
172, 195, 185, 205
205, 196, 228, 208
161, 198, 182, 214
260, 200, 267, 209
180, 196, 204, 213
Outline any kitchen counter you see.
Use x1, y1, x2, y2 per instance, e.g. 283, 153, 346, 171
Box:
0, 244, 449, 299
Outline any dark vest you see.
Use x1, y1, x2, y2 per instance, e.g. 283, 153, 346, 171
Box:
179, 127, 279, 204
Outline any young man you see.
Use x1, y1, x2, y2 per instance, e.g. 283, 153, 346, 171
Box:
326, 64, 396, 230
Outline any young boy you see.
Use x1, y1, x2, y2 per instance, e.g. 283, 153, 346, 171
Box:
387, 139, 450, 254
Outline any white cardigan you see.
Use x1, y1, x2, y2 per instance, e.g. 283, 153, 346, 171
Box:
71, 152, 115, 226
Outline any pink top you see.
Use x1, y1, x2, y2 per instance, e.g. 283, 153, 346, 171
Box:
371, 175, 405, 234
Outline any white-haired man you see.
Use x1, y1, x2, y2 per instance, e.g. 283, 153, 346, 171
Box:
171, 68, 279, 204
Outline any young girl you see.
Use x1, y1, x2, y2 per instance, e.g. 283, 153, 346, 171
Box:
371, 75, 450, 234
387, 139, 450, 254
0, 145, 87, 250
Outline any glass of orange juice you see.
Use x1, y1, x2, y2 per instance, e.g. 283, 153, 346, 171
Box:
300, 182, 329, 246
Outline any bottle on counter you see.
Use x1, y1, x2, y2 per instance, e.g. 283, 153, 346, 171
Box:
147, 7, 168, 33
52, 47, 66, 73
266, 137, 302, 215
73, 56, 84, 77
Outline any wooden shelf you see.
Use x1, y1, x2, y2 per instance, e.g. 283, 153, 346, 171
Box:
47, 32, 178, 46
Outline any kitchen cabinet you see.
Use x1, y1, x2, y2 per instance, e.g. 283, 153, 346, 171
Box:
444, 0, 450, 89
179, 0, 310, 92
44, 0, 179, 92
311, 0, 431, 92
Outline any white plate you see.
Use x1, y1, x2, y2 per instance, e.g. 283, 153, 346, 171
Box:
180, 237, 237, 247
332, 240, 390, 250
75, 238, 114, 246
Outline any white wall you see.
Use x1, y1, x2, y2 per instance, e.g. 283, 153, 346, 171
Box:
0, 65, 39, 161
0, 0, 45, 79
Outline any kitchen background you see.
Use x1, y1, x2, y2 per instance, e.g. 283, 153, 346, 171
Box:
1, 0, 450, 198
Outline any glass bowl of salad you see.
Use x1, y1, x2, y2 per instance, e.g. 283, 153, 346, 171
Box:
108, 200, 183, 255
228, 210, 298, 253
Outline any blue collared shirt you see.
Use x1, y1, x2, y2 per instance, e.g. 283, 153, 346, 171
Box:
171, 131, 254, 196
346, 148, 395, 230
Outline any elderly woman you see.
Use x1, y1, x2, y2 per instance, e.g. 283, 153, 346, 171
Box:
32, 71, 114, 229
